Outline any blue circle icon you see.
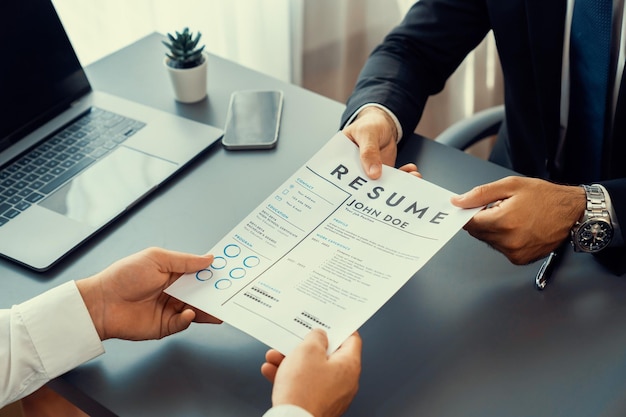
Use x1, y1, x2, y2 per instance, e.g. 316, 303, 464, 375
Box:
229, 268, 246, 279
224, 244, 241, 258
214, 279, 232, 290
243, 256, 260, 268
211, 256, 227, 270
195, 269, 214, 281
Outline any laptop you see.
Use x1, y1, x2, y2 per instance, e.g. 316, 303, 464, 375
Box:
0, 0, 224, 271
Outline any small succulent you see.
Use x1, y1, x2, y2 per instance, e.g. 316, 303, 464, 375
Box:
162, 27, 206, 69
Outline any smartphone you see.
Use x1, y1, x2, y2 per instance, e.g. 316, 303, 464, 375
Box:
222, 90, 284, 150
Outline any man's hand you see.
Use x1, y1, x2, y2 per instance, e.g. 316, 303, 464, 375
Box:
342, 107, 399, 179
76, 247, 221, 341
451, 176, 586, 265
261, 329, 362, 417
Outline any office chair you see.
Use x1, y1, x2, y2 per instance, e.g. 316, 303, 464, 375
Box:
434, 104, 504, 151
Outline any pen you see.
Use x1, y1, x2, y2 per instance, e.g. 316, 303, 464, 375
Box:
534, 247, 563, 290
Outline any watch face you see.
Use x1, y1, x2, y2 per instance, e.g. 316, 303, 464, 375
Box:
576, 219, 614, 252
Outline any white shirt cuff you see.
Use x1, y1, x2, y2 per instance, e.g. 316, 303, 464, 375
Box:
18, 280, 104, 378
262, 404, 314, 417
345, 103, 403, 143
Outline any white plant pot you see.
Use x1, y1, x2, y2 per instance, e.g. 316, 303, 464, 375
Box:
164, 52, 208, 103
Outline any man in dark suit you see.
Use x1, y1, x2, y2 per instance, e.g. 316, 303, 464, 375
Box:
341, 0, 626, 266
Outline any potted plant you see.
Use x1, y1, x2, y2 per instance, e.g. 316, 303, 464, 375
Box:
162, 27, 208, 103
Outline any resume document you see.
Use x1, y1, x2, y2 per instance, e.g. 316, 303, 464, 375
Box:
166, 132, 480, 354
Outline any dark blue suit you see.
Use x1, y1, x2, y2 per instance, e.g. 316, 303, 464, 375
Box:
341, 0, 626, 245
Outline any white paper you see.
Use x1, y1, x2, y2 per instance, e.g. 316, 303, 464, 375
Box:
166, 132, 480, 354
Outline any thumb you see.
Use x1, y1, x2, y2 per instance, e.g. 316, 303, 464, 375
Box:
451, 180, 511, 209
302, 328, 330, 352
358, 139, 383, 179
158, 249, 214, 276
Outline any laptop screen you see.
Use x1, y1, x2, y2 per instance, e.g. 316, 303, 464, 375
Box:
0, 0, 91, 153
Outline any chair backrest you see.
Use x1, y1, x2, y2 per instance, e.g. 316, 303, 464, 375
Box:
434, 105, 504, 150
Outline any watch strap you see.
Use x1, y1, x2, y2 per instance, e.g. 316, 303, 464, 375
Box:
571, 184, 613, 252
582, 184, 610, 221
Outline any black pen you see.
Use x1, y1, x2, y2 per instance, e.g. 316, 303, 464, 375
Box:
535, 246, 564, 290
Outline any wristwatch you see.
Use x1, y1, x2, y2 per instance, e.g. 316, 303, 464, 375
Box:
571, 184, 614, 253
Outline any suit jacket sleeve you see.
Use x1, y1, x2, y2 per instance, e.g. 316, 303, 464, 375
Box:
340, 0, 491, 140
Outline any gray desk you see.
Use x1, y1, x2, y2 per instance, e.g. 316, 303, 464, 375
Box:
4, 33, 626, 416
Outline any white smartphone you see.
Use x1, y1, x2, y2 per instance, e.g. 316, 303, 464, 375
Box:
222, 90, 284, 150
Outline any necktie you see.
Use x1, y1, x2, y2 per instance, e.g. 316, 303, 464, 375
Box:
565, 0, 613, 182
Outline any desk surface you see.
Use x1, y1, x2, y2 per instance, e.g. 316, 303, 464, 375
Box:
4, 33, 626, 417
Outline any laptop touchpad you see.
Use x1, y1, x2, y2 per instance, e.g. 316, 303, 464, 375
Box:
40, 146, 177, 227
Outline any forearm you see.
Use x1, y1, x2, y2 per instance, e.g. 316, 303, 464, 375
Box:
341, 0, 491, 139
0, 281, 104, 407
342, 48, 428, 140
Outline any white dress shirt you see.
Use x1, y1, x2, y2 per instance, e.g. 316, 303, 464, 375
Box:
0, 281, 313, 416
263, 405, 314, 417
0, 281, 104, 407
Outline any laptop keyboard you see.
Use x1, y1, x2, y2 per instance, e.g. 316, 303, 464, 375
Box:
0, 107, 145, 226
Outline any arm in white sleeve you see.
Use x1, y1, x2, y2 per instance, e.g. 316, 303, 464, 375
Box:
262, 404, 315, 417
0, 281, 104, 407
